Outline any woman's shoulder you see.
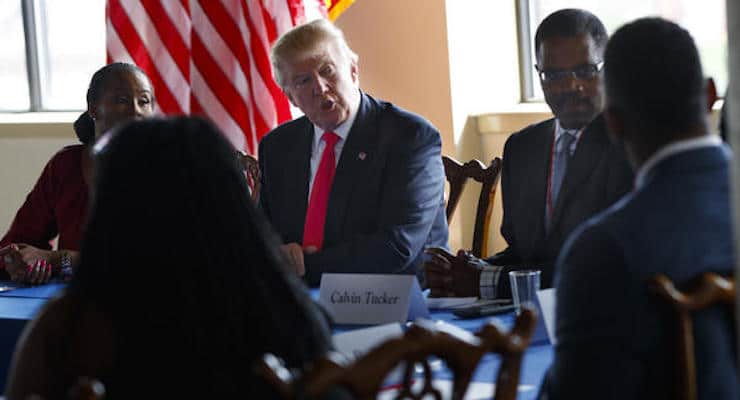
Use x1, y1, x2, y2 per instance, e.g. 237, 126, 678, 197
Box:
50, 144, 85, 164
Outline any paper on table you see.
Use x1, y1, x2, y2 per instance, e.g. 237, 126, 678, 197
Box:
426, 296, 478, 310
332, 323, 404, 360
378, 379, 536, 399
536, 288, 557, 345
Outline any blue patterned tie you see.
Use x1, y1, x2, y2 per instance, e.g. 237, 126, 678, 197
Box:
551, 131, 576, 205
547, 131, 576, 230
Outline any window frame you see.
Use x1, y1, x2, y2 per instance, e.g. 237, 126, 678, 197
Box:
515, 0, 539, 103
20, 0, 43, 112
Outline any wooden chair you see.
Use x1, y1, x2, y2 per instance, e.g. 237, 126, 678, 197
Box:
257, 307, 537, 400
442, 156, 503, 258
67, 377, 106, 400
236, 150, 260, 202
650, 273, 735, 400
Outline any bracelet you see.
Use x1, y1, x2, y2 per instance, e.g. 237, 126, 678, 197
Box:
58, 251, 73, 282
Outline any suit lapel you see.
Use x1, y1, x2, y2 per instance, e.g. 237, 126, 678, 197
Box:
323, 92, 378, 243
287, 118, 314, 241
522, 119, 555, 253
550, 116, 609, 227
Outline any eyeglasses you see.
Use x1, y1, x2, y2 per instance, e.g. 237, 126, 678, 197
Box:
536, 62, 604, 83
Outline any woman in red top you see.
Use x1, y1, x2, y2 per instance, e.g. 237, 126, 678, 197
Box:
0, 63, 155, 284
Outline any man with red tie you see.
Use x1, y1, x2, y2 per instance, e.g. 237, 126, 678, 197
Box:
259, 19, 448, 286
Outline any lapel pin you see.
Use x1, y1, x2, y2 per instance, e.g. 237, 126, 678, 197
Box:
358, 152, 367, 160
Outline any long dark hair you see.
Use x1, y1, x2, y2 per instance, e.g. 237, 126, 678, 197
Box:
70, 117, 330, 397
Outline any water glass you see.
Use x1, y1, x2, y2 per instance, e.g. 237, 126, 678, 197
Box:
508, 270, 541, 314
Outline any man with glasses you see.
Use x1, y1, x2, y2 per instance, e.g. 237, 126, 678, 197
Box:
425, 9, 633, 298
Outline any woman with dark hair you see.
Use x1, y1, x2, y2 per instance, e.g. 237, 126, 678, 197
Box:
0, 62, 155, 284
5, 117, 332, 399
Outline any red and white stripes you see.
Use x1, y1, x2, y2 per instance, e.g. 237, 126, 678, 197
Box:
106, 0, 329, 154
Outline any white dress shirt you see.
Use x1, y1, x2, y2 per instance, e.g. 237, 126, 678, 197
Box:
307, 97, 361, 196
554, 119, 584, 156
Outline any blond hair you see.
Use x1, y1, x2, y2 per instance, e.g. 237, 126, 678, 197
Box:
270, 19, 358, 88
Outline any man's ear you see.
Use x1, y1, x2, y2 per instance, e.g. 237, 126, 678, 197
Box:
88, 105, 98, 121
350, 58, 359, 86
706, 77, 718, 113
604, 105, 625, 145
283, 89, 297, 108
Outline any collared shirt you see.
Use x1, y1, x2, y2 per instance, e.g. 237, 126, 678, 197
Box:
634, 134, 723, 189
554, 119, 584, 156
308, 95, 361, 196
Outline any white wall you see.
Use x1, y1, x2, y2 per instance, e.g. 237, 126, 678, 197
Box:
0, 114, 79, 235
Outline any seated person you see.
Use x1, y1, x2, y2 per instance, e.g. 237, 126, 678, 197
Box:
5, 117, 332, 399
425, 9, 633, 299
259, 19, 448, 286
540, 17, 738, 399
0, 62, 155, 284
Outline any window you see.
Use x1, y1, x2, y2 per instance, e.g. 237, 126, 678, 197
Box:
517, 0, 727, 101
2, 0, 105, 112
0, 2, 30, 110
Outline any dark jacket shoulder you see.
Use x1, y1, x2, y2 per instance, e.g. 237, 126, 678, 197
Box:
505, 118, 555, 146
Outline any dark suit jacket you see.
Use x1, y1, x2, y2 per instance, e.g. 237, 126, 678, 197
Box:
487, 116, 633, 292
258, 92, 448, 286
541, 145, 738, 400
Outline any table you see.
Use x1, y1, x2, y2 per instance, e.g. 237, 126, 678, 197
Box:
317, 287, 553, 400
417, 309, 553, 399
0, 282, 66, 394
0, 283, 553, 399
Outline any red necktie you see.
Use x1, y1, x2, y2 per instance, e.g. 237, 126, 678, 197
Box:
303, 132, 340, 249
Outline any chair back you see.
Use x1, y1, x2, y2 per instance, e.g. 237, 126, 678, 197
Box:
257, 307, 537, 400
67, 377, 106, 400
442, 156, 502, 258
650, 273, 735, 400
236, 150, 260, 202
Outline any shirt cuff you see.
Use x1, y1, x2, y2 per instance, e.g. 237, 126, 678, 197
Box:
479, 265, 503, 299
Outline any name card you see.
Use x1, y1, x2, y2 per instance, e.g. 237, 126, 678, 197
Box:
319, 273, 430, 325
535, 288, 557, 345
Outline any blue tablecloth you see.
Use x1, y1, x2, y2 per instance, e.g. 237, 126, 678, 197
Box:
318, 289, 553, 400
0, 281, 66, 393
0, 283, 553, 398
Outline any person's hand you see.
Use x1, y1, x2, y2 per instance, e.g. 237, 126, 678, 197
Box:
2, 244, 27, 282
25, 259, 53, 285
280, 243, 305, 277
1, 244, 54, 285
14, 244, 55, 268
424, 247, 482, 298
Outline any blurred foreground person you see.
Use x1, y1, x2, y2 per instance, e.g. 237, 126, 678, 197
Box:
5, 117, 332, 399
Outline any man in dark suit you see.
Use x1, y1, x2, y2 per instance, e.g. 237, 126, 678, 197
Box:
425, 9, 632, 298
259, 19, 448, 286
540, 17, 737, 399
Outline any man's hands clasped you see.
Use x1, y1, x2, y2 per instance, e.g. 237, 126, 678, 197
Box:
424, 247, 487, 298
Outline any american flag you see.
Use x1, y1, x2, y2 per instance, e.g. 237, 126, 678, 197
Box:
106, 0, 353, 154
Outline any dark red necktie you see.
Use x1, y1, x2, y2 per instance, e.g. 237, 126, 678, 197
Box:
303, 132, 340, 249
